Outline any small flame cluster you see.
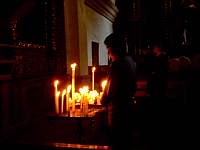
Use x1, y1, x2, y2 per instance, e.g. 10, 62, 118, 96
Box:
53, 63, 107, 116
53, 79, 107, 115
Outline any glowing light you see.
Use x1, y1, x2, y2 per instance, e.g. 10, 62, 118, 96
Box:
55, 91, 60, 114
92, 67, 96, 91
66, 85, 71, 113
101, 80, 107, 91
54, 80, 59, 114
71, 63, 77, 112
61, 89, 66, 114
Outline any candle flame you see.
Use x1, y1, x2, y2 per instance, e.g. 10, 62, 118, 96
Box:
56, 91, 60, 97
62, 89, 66, 96
79, 86, 89, 94
71, 63, 77, 70
74, 92, 81, 103
101, 80, 107, 91
67, 85, 71, 93
89, 90, 99, 97
83, 86, 89, 92
92, 67, 96, 72
54, 80, 59, 87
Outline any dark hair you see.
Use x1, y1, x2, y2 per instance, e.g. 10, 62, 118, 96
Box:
104, 33, 127, 56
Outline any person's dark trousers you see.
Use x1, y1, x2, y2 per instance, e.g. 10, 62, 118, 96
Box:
110, 114, 133, 150
111, 127, 133, 150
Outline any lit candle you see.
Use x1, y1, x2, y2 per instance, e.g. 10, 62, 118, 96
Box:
54, 80, 59, 113
66, 84, 71, 113
101, 80, 107, 92
83, 86, 89, 116
92, 67, 96, 91
61, 89, 66, 114
71, 63, 76, 112
79, 87, 84, 111
79, 86, 89, 116
54, 80, 59, 97
55, 91, 60, 114
99, 80, 108, 104
89, 90, 99, 104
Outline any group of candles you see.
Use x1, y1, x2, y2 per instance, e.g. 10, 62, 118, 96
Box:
54, 63, 107, 116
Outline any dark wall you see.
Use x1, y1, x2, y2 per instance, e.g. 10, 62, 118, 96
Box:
114, 0, 200, 57
0, 0, 66, 139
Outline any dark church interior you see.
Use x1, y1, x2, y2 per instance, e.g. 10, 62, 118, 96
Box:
0, 0, 200, 149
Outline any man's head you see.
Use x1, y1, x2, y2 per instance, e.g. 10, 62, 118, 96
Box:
104, 33, 127, 61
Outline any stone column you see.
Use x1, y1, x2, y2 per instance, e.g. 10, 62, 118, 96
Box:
63, 0, 89, 76
63, 0, 80, 75
77, 0, 89, 76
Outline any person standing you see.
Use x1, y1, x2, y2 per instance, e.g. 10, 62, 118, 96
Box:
101, 33, 137, 150
147, 44, 168, 149
148, 44, 168, 102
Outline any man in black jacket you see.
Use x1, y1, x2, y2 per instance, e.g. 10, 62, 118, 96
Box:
101, 33, 136, 150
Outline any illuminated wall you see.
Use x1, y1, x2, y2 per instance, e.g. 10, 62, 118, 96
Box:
64, 0, 116, 76
85, 6, 113, 66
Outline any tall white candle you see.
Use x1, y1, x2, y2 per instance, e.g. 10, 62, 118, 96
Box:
71, 63, 76, 112
55, 91, 60, 114
61, 89, 66, 114
54, 80, 59, 113
83, 86, 89, 116
92, 67, 96, 91
66, 85, 71, 113
79, 88, 84, 112
79, 86, 88, 116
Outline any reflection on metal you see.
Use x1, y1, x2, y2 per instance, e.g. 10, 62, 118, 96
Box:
51, 142, 110, 149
